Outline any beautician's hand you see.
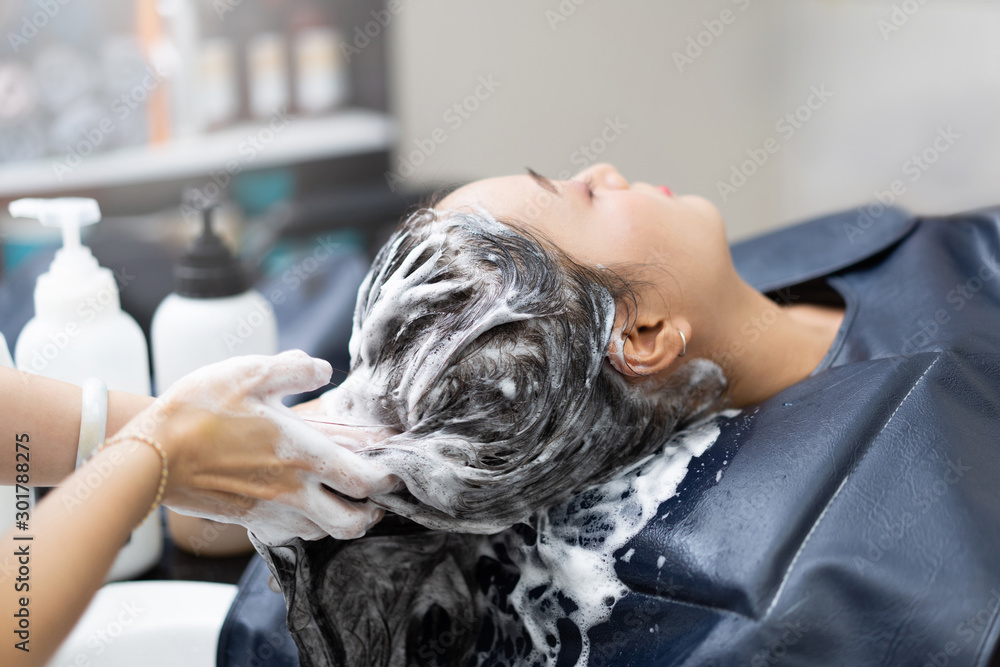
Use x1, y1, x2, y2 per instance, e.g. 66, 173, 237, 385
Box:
117, 350, 399, 544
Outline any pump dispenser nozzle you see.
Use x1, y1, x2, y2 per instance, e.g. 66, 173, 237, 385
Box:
175, 198, 248, 298
8, 197, 116, 322
9, 198, 101, 252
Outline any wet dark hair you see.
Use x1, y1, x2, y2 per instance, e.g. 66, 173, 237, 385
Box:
324, 205, 726, 533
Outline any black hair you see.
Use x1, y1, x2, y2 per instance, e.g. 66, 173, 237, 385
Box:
323, 206, 727, 533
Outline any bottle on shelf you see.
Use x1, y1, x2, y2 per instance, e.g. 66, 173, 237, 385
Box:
290, 3, 349, 116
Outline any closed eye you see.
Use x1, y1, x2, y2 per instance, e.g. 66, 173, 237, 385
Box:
527, 167, 593, 202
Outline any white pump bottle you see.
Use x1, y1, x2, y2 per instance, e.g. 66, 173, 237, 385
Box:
10, 197, 161, 581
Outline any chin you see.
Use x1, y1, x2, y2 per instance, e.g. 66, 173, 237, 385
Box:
680, 194, 725, 228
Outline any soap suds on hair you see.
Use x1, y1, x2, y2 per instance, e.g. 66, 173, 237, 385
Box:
318, 206, 727, 534
267, 206, 731, 666
499, 378, 517, 399
475, 413, 735, 667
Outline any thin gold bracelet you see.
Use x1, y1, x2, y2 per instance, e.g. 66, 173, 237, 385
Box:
98, 434, 169, 525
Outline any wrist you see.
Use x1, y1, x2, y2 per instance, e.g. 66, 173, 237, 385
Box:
76, 441, 161, 529
94, 434, 169, 524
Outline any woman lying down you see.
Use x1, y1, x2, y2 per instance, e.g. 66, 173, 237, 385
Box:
246, 163, 1000, 667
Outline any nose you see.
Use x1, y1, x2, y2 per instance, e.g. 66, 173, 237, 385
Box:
573, 163, 629, 190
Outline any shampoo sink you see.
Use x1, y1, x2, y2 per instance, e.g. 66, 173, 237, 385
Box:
47, 581, 237, 667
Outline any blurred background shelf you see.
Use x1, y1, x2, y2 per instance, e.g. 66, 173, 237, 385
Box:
0, 109, 396, 199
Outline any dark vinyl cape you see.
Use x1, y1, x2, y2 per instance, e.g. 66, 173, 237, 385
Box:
220, 204, 1000, 666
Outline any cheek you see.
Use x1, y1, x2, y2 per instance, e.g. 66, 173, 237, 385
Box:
599, 217, 653, 266
624, 204, 678, 265
545, 214, 640, 267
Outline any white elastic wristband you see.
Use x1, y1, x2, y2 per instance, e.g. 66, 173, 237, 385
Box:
77, 378, 108, 468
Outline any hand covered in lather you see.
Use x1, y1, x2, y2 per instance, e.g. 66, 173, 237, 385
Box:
117, 350, 399, 544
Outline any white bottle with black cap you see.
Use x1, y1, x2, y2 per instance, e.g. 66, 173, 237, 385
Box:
151, 204, 277, 395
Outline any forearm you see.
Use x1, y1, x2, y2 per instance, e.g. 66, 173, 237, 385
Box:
0, 442, 160, 665
0, 368, 80, 485
107, 390, 156, 438
0, 367, 154, 485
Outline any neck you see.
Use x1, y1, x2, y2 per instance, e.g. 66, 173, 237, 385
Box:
698, 280, 843, 408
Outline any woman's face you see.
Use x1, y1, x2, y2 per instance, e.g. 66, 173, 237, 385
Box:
439, 163, 736, 312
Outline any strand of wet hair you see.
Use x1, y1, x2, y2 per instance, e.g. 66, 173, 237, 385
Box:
301, 418, 392, 429
297, 377, 393, 429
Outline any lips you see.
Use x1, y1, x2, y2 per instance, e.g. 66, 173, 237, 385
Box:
658, 185, 673, 197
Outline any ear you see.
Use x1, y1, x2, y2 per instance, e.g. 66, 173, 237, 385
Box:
608, 317, 690, 377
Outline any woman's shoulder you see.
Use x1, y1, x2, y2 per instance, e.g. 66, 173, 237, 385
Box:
917, 205, 1000, 242
732, 203, 1000, 293
731, 205, 916, 293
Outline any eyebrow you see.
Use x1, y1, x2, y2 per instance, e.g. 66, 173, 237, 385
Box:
526, 168, 559, 195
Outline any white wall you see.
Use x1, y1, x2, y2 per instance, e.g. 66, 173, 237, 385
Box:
774, 2, 1000, 226
387, 0, 1000, 240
